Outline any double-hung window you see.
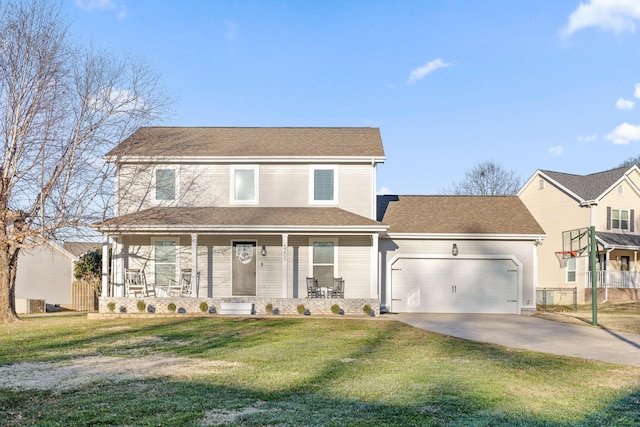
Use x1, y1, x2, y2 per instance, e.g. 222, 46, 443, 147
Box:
566, 257, 577, 283
155, 167, 177, 201
231, 165, 259, 204
311, 239, 338, 288
153, 238, 178, 287
310, 165, 338, 205
611, 209, 630, 231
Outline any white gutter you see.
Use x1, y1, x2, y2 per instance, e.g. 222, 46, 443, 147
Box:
106, 155, 387, 165
384, 233, 546, 241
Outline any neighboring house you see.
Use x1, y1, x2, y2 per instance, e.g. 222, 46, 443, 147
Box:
93, 127, 387, 314
377, 195, 545, 314
518, 166, 640, 303
15, 241, 100, 312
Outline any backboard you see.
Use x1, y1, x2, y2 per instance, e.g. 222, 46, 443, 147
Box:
561, 227, 590, 257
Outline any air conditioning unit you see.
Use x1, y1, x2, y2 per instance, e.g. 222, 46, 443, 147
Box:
15, 298, 45, 314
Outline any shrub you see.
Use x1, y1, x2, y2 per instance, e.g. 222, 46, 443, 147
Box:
107, 302, 116, 312
74, 249, 102, 280
265, 303, 273, 313
331, 304, 341, 314
199, 302, 208, 312
136, 300, 146, 312
297, 304, 306, 315
363, 304, 372, 315
167, 302, 177, 313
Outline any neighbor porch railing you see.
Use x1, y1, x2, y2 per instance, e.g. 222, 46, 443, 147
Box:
586, 271, 640, 289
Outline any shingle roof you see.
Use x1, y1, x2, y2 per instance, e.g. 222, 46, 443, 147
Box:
106, 127, 385, 159
63, 242, 101, 257
378, 195, 545, 235
94, 206, 386, 232
596, 231, 640, 249
541, 167, 629, 201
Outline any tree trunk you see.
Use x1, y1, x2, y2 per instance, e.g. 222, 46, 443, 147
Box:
0, 246, 20, 323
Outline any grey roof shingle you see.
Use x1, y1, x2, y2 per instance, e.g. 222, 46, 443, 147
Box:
596, 231, 640, 248
541, 167, 629, 201
95, 206, 386, 232
106, 127, 385, 158
378, 195, 545, 235
63, 242, 101, 257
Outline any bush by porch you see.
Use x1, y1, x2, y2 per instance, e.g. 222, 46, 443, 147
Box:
98, 297, 381, 316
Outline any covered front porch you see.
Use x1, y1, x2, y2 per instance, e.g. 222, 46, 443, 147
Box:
585, 232, 640, 292
94, 206, 387, 314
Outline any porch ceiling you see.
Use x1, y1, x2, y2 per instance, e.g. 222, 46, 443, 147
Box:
597, 231, 640, 250
93, 206, 388, 234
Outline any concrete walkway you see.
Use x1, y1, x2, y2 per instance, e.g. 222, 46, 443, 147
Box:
394, 313, 640, 367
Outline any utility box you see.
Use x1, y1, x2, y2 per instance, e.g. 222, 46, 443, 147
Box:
15, 298, 45, 314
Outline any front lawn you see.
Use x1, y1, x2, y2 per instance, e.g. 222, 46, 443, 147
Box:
1, 314, 640, 426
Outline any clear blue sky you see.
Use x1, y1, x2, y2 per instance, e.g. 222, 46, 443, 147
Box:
67, 0, 640, 195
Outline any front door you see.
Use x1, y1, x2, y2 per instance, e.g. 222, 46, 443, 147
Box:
232, 242, 256, 296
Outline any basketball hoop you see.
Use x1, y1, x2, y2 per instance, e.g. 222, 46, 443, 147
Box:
554, 251, 577, 268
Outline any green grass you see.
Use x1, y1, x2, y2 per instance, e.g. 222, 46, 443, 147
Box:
1, 314, 640, 426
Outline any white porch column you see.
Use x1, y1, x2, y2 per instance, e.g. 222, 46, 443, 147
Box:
113, 239, 124, 297
282, 234, 288, 297
371, 233, 379, 298
101, 234, 110, 297
191, 233, 198, 297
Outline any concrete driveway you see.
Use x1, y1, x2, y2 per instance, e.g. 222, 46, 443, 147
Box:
394, 313, 640, 367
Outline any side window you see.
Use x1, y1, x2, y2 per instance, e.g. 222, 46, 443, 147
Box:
231, 166, 258, 204
566, 257, 576, 283
155, 168, 176, 201
310, 165, 338, 204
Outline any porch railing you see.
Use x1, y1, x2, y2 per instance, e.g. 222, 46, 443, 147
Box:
586, 271, 640, 289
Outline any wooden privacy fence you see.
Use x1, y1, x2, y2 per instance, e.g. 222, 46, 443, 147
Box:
72, 279, 100, 311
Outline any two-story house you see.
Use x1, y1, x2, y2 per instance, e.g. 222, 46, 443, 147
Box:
518, 166, 640, 303
94, 127, 387, 314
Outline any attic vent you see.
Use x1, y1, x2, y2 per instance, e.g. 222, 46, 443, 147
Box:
538, 179, 544, 190
618, 185, 624, 195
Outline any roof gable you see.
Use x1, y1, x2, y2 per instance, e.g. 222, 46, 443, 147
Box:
378, 195, 544, 235
106, 127, 385, 159
538, 166, 633, 201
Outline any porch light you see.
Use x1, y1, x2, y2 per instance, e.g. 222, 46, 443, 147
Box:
261, 246, 267, 256
452, 244, 459, 256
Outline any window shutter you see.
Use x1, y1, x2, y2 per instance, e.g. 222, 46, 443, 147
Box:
632, 210, 635, 232
607, 207, 611, 230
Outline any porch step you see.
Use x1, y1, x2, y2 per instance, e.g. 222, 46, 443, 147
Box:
219, 302, 254, 315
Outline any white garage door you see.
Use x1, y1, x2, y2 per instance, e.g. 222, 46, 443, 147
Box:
391, 258, 518, 314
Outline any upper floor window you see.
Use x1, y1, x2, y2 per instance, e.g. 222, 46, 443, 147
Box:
612, 208, 630, 231
310, 165, 338, 205
155, 168, 176, 201
231, 165, 258, 204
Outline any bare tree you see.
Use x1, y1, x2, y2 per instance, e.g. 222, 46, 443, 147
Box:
0, 0, 170, 322
618, 155, 640, 168
444, 160, 522, 196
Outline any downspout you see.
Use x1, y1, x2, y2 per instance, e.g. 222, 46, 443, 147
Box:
635, 251, 638, 289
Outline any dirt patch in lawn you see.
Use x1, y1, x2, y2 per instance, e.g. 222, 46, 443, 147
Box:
0, 355, 245, 392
